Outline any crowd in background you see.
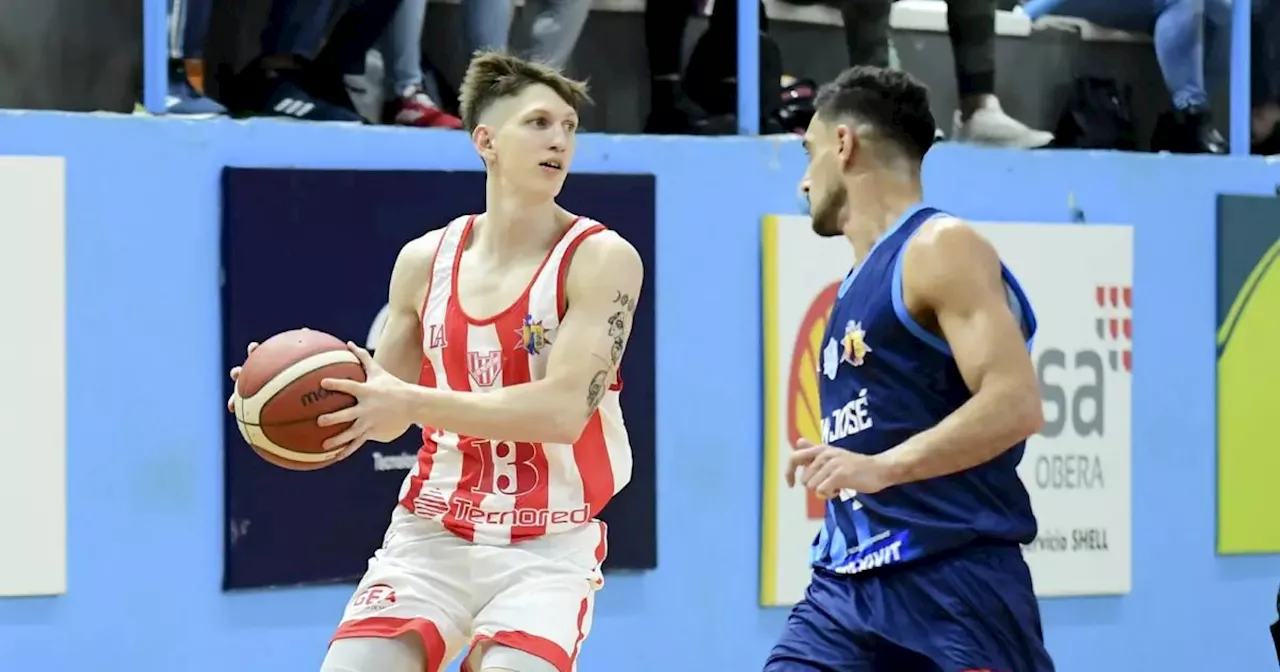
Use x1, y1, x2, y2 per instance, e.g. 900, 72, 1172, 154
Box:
155, 0, 1280, 154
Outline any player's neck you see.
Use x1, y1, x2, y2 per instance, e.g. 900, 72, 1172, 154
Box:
841, 172, 923, 264
476, 179, 569, 258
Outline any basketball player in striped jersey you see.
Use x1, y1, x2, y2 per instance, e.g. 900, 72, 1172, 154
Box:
229, 53, 641, 672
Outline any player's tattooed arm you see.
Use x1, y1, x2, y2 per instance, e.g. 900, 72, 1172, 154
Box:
396, 230, 643, 444
584, 292, 637, 409
558, 233, 643, 423
879, 218, 1043, 486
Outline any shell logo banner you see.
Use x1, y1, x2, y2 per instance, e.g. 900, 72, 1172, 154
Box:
760, 215, 1133, 606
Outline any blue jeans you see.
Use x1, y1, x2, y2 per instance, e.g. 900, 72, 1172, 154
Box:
464, 0, 593, 68
1024, 0, 1232, 110
260, 0, 335, 58
379, 0, 428, 94
168, 0, 212, 58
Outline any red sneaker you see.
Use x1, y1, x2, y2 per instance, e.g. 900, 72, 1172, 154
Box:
383, 85, 462, 129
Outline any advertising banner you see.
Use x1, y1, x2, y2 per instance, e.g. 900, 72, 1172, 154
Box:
760, 215, 1133, 605
0, 156, 66, 597
1216, 195, 1280, 554
222, 168, 657, 590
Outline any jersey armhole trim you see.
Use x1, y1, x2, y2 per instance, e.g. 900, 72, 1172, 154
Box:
418, 215, 471, 321
555, 223, 622, 392
555, 223, 608, 320
891, 239, 1041, 356
891, 243, 952, 356
1002, 265, 1039, 352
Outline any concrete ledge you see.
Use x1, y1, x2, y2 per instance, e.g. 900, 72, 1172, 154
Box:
1029, 13, 1152, 43
429, 0, 1149, 43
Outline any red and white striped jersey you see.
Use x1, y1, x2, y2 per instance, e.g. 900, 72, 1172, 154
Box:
397, 214, 633, 545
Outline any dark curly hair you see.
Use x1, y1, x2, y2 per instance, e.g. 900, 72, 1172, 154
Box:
813, 66, 937, 162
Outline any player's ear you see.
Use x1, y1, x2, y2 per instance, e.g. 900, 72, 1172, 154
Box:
472, 125, 498, 166
834, 123, 859, 170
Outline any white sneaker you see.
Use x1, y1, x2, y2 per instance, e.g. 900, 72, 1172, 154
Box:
952, 98, 1054, 148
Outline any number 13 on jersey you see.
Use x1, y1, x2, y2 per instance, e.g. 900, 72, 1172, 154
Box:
426, 428, 545, 498
471, 439, 544, 497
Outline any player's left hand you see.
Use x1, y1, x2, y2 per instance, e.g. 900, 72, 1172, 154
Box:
786, 438, 895, 499
316, 342, 414, 453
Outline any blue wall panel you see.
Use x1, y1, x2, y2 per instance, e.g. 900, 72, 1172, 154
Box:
0, 112, 1276, 670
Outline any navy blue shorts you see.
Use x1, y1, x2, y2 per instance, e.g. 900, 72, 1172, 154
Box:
765, 543, 1055, 672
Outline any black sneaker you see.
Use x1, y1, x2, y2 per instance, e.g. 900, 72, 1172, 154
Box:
259, 79, 364, 123
1151, 106, 1226, 154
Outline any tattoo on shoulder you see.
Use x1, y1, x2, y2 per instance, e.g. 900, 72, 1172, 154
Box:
586, 370, 609, 410
613, 291, 638, 314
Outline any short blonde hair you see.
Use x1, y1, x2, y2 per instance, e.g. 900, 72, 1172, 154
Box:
457, 51, 592, 132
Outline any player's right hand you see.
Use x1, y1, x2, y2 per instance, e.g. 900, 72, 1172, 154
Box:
226, 341, 260, 413
226, 328, 311, 412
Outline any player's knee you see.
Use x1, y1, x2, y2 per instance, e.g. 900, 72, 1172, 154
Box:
321, 635, 424, 672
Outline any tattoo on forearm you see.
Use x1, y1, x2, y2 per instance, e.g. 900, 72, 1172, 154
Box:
586, 370, 609, 410
613, 291, 638, 314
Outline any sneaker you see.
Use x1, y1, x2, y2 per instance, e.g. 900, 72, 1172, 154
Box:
135, 60, 227, 118
383, 85, 461, 129
952, 98, 1053, 148
167, 80, 227, 118
1151, 106, 1226, 154
259, 79, 364, 123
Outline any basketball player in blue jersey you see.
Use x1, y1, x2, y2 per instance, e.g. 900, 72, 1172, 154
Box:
765, 66, 1056, 672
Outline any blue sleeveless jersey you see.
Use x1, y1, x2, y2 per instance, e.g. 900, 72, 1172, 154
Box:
811, 204, 1039, 576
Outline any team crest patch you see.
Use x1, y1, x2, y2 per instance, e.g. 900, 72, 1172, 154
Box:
516, 315, 552, 355
841, 321, 872, 367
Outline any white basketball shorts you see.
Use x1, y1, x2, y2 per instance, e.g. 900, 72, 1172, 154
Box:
330, 506, 608, 672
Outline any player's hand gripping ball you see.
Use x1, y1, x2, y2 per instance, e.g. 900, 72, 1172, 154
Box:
228, 328, 366, 470
315, 344, 417, 454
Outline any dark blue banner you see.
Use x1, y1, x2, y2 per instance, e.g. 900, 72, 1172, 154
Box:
221, 168, 657, 590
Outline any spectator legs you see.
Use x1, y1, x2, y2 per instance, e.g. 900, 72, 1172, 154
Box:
161, 0, 225, 115
374, 0, 463, 128
462, 0, 589, 70
946, 0, 1054, 147
1146, 0, 1227, 152
1250, 0, 1280, 150
524, 0, 593, 69
947, 0, 996, 115
260, 0, 334, 60
378, 0, 428, 95
643, 0, 705, 133
839, 0, 892, 69
1152, 0, 1211, 111
465, 0, 516, 56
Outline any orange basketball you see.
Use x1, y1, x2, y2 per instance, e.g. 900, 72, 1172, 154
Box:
232, 329, 366, 470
